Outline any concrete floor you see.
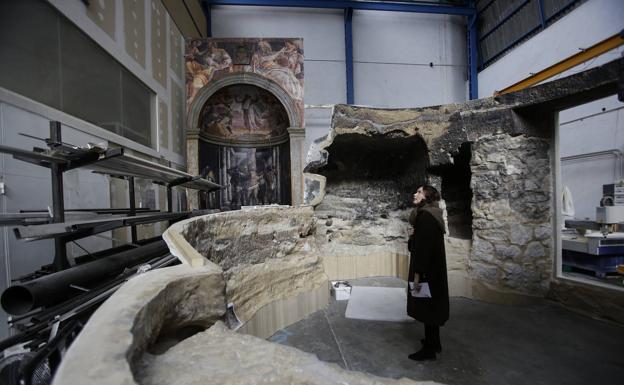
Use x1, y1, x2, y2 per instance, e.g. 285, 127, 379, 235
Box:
268, 277, 624, 385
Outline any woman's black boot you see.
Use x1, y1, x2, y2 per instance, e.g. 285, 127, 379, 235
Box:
408, 346, 436, 361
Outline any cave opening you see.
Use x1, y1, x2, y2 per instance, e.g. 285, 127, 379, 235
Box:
429, 142, 473, 239
315, 134, 429, 219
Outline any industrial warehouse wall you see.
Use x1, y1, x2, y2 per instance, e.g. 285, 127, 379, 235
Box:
209, 5, 469, 154
478, 0, 624, 220
0, 0, 189, 339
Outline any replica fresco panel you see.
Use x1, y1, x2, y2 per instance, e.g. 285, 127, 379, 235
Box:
199, 142, 291, 210
185, 38, 304, 126
198, 85, 289, 143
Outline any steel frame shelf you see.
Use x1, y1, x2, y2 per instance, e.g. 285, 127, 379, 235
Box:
13, 212, 189, 242
0, 120, 222, 270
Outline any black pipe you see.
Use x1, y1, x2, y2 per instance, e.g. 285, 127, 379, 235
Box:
1, 240, 169, 315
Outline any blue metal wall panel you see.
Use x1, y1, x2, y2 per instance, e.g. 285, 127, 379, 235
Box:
344, 7, 354, 104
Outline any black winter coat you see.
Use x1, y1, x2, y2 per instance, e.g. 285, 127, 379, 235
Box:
406, 204, 449, 326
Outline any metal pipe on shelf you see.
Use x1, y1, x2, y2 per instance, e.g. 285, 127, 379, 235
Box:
0, 253, 177, 352
0, 240, 169, 315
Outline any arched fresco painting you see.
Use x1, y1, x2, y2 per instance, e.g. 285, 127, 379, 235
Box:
185, 38, 304, 127
187, 38, 303, 211
197, 84, 291, 210
198, 84, 289, 144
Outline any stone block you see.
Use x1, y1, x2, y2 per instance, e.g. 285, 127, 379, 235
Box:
509, 223, 534, 245
479, 228, 509, 242
524, 241, 546, 259
471, 238, 494, 263
470, 262, 498, 284
303, 172, 326, 207
494, 244, 521, 260
534, 225, 552, 240
501, 262, 523, 275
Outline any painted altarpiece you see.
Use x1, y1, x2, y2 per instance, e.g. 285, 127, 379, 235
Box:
185, 38, 305, 210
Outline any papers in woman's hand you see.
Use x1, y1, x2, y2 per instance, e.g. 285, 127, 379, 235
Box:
408, 281, 432, 298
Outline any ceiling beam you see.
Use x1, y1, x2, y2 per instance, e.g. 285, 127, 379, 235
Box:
203, 1, 476, 16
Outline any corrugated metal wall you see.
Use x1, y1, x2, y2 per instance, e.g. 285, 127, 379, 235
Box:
477, 0, 585, 69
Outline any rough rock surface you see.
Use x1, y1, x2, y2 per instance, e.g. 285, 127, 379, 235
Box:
138, 321, 440, 385
182, 206, 316, 270
470, 134, 552, 295
313, 199, 411, 254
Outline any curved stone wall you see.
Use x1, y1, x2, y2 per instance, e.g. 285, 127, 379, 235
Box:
53, 207, 440, 385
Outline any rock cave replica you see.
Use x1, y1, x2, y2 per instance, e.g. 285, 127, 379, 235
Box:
52, 57, 624, 385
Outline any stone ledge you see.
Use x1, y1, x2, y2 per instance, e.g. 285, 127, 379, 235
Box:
53, 263, 225, 385
138, 322, 441, 385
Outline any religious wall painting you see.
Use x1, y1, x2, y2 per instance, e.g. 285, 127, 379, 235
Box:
185, 38, 304, 117
251, 39, 304, 102
225, 147, 282, 208
232, 43, 253, 65
199, 142, 291, 210
199, 84, 289, 144
185, 39, 234, 106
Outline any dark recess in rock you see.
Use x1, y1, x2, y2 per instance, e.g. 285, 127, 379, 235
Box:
429, 142, 473, 239
315, 133, 429, 216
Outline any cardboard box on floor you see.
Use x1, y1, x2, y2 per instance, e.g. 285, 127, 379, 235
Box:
331, 281, 352, 300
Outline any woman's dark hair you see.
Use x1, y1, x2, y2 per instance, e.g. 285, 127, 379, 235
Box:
421, 185, 441, 204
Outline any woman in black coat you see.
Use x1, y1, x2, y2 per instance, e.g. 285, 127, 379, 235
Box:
406, 185, 449, 361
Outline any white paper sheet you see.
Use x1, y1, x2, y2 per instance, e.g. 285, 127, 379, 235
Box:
409, 282, 432, 298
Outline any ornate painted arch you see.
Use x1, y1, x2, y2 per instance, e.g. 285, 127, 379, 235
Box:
187, 72, 303, 136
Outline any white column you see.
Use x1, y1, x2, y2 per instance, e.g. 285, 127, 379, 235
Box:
287, 127, 305, 206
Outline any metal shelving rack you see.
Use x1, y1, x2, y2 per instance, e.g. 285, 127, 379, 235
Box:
0, 121, 221, 271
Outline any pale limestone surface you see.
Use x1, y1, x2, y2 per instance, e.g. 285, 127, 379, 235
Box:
138, 322, 441, 385
163, 215, 209, 267
225, 253, 327, 324
53, 263, 225, 385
